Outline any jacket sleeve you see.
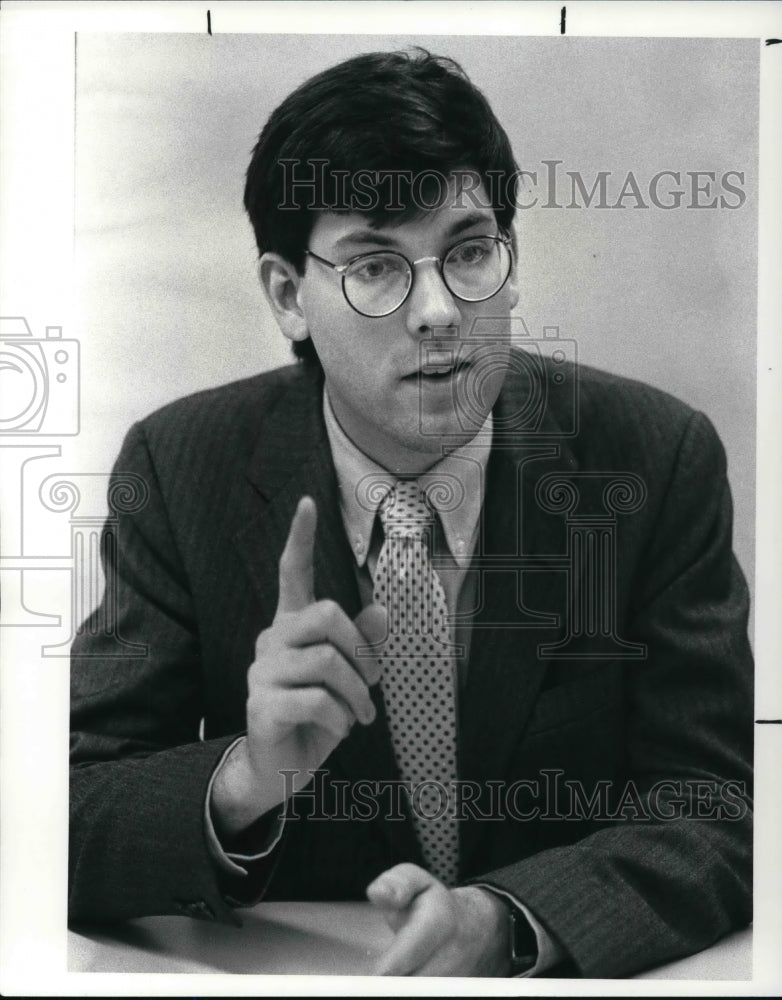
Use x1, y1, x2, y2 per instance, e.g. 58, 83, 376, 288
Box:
68, 421, 275, 925
466, 411, 753, 977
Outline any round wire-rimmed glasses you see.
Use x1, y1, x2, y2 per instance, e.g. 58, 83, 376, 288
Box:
304, 234, 513, 318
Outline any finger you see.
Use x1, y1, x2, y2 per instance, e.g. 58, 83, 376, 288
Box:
367, 865, 442, 960
353, 602, 388, 684
366, 867, 412, 935
260, 643, 375, 726
275, 599, 383, 687
276, 496, 317, 615
371, 881, 453, 976
263, 685, 353, 743
367, 862, 438, 910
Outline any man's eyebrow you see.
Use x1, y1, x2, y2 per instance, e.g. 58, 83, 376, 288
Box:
331, 211, 498, 253
446, 211, 498, 239
332, 229, 399, 251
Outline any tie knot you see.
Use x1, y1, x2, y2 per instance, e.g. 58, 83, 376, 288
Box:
378, 480, 433, 538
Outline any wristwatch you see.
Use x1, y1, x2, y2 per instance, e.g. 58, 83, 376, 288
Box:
507, 903, 538, 974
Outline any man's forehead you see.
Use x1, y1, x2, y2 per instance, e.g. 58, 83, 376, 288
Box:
309, 183, 498, 251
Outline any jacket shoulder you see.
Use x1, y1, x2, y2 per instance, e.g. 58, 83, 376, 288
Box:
137, 363, 318, 448
571, 361, 696, 427
513, 353, 725, 480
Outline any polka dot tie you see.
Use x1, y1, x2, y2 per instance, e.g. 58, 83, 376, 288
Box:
373, 480, 459, 886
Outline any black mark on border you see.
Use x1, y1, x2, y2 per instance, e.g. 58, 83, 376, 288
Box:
765, 38, 781, 46
560, 6, 566, 34
755, 719, 782, 724
207, 9, 212, 36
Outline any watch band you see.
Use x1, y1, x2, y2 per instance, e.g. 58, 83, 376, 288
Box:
508, 903, 538, 973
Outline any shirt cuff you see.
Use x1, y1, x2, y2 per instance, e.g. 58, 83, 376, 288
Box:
204, 736, 286, 877
472, 882, 566, 977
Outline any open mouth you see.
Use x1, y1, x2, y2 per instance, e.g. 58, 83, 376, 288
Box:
412, 359, 470, 381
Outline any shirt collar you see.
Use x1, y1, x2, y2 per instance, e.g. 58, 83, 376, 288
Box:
322, 389, 492, 569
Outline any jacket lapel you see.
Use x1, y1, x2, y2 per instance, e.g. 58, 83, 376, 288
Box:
236, 368, 366, 613
457, 374, 579, 871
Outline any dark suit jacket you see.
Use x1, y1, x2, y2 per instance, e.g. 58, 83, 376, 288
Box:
69, 355, 753, 977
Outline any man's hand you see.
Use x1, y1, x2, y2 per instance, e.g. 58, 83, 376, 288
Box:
211, 496, 387, 836
367, 863, 512, 977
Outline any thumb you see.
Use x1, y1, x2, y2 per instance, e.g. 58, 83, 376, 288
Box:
354, 602, 388, 644
276, 496, 317, 615
367, 862, 436, 912
352, 602, 387, 686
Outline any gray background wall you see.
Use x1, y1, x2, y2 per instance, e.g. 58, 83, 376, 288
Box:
75, 33, 758, 591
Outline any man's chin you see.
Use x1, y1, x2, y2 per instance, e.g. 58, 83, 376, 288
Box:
414, 396, 496, 445
400, 412, 490, 461
361, 419, 476, 476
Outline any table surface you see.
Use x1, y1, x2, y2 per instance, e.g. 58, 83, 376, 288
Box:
68, 901, 752, 980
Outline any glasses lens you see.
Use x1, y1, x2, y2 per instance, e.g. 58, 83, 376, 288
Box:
443, 237, 511, 302
343, 253, 412, 317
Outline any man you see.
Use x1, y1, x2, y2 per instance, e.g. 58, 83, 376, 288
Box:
69, 50, 753, 978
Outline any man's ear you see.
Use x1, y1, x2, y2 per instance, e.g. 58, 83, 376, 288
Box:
259, 252, 310, 344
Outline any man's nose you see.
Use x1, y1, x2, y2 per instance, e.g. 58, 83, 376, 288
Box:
404, 259, 461, 337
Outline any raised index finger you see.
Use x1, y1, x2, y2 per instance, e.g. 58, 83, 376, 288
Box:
276, 496, 317, 615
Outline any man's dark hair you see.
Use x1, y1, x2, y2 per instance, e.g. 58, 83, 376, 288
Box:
244, 48, 519, 366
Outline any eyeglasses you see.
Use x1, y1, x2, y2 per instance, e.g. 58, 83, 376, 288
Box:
304, 234, 513, 318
